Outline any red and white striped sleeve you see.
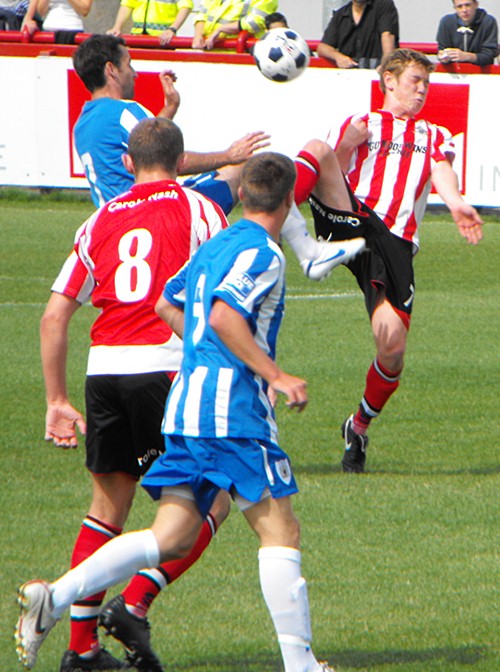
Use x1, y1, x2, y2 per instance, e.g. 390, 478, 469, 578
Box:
183, 188, 229, 257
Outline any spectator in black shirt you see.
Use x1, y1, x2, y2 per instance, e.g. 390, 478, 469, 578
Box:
317, 0, 399, 69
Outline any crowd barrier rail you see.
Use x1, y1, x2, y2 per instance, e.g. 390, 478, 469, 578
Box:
1, 29, 499, 74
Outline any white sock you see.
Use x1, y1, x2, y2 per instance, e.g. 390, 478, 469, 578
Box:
281, 202, 321, 263
259, 546, 319, 672
51, 529, 160, 618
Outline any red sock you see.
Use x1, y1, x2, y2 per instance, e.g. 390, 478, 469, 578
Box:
353, 359, 401, 434
69, 517, 122, 657
294, 150, 321, 205
121, 514, 217, 618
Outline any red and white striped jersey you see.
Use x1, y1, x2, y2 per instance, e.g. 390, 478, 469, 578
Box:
52, 180, 228, 375
330, 111, 455, 248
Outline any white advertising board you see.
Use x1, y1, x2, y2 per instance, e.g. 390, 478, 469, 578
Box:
0, 54, 498, 206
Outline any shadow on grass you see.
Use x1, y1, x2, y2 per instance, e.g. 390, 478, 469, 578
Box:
168, 644, 487, 670
329, 644, 487, 668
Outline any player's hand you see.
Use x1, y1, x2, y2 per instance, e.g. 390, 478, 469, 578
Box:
450, 203, 483, 245
342, 118, 370, 150
45, 402, 86, 449
106, 27, 122, 36
159, 70, 180, 119
225, 131, 271, 164
270, 372, 308, 413
267, 385, 278, 408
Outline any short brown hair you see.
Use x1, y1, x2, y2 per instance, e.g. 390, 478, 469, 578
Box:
379, 48, 434, 93
240, 153, 296, 213
128, 118, 184, 173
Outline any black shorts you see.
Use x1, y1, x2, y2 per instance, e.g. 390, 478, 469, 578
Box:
85, 372, 172, 479
309, 193, 415, 325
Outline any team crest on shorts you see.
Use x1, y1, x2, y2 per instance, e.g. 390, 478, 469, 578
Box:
275, 458, 292, 485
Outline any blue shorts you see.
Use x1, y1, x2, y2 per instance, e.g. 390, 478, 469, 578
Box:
141, 435, 298, 518
182, 171, 234, 215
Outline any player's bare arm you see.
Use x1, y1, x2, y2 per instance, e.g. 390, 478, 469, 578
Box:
180, 131, 271, 175
336, 118, 370, 173
209, 300, 308, 412
431, 160, 483, 245
157, 70, 180, 120
155, 294, 185, 338
40, 292, 86, 447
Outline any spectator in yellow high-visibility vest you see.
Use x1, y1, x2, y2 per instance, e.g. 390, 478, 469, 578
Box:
108, 0, 193, 46
192, 0, 277, 50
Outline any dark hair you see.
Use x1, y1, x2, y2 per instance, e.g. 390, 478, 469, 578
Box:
379, 48, 434, 93
73, 34, 127, 92
264, 12, 288, 29
240, 153, 296, 213
128, 118, 184, 173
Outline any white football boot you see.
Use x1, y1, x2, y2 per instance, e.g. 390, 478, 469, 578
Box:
301, 236, 366, 281
15, 580, 59, 669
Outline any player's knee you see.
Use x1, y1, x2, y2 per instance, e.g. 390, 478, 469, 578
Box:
300, 138, 331, 165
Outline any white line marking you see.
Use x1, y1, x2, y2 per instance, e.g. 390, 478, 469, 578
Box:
0, 292, 360, 308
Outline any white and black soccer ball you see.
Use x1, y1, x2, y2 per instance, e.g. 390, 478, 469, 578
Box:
253, 28, 310, 83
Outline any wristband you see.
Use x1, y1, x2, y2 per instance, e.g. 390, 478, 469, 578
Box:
170, 26, 177, 33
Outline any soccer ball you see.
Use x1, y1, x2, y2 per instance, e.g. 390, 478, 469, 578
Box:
253, 28, 310, 83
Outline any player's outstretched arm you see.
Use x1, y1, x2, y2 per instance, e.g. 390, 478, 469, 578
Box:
40, 292, 86, 448
180, 131, 271, 175
431, 160, 483, 245
209, 300, 308, 412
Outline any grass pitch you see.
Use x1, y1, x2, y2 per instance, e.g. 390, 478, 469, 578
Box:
0, 193, 498, 671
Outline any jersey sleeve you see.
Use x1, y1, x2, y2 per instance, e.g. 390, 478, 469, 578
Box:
377, 0, 399, 37
431, 124, 455, 168
240, 0, 278, 36
328, 114, 359, 150
214, 245, 282, 320
51, 250, 94, 304
184, 189, 229, 257
320, 13, 338, 46
119, 103, 154, 147
163, 261, 189, 309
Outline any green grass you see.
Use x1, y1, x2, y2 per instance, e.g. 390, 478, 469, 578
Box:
0, 196, 498, 671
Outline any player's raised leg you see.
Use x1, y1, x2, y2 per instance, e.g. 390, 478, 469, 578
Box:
282, 140, 365, 281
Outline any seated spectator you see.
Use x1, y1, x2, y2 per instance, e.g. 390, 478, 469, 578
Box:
0, 0, 29, 29
264, 11, 287, 30
107, 0, 193, 47
437, 0, 498, 66
22, 0, 92, 42
192, 0, 278, 51
317, 0, 399, 70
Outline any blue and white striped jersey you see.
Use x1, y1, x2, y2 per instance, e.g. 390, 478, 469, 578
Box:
162, 218, 286, 443
74, 98, 153, 208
